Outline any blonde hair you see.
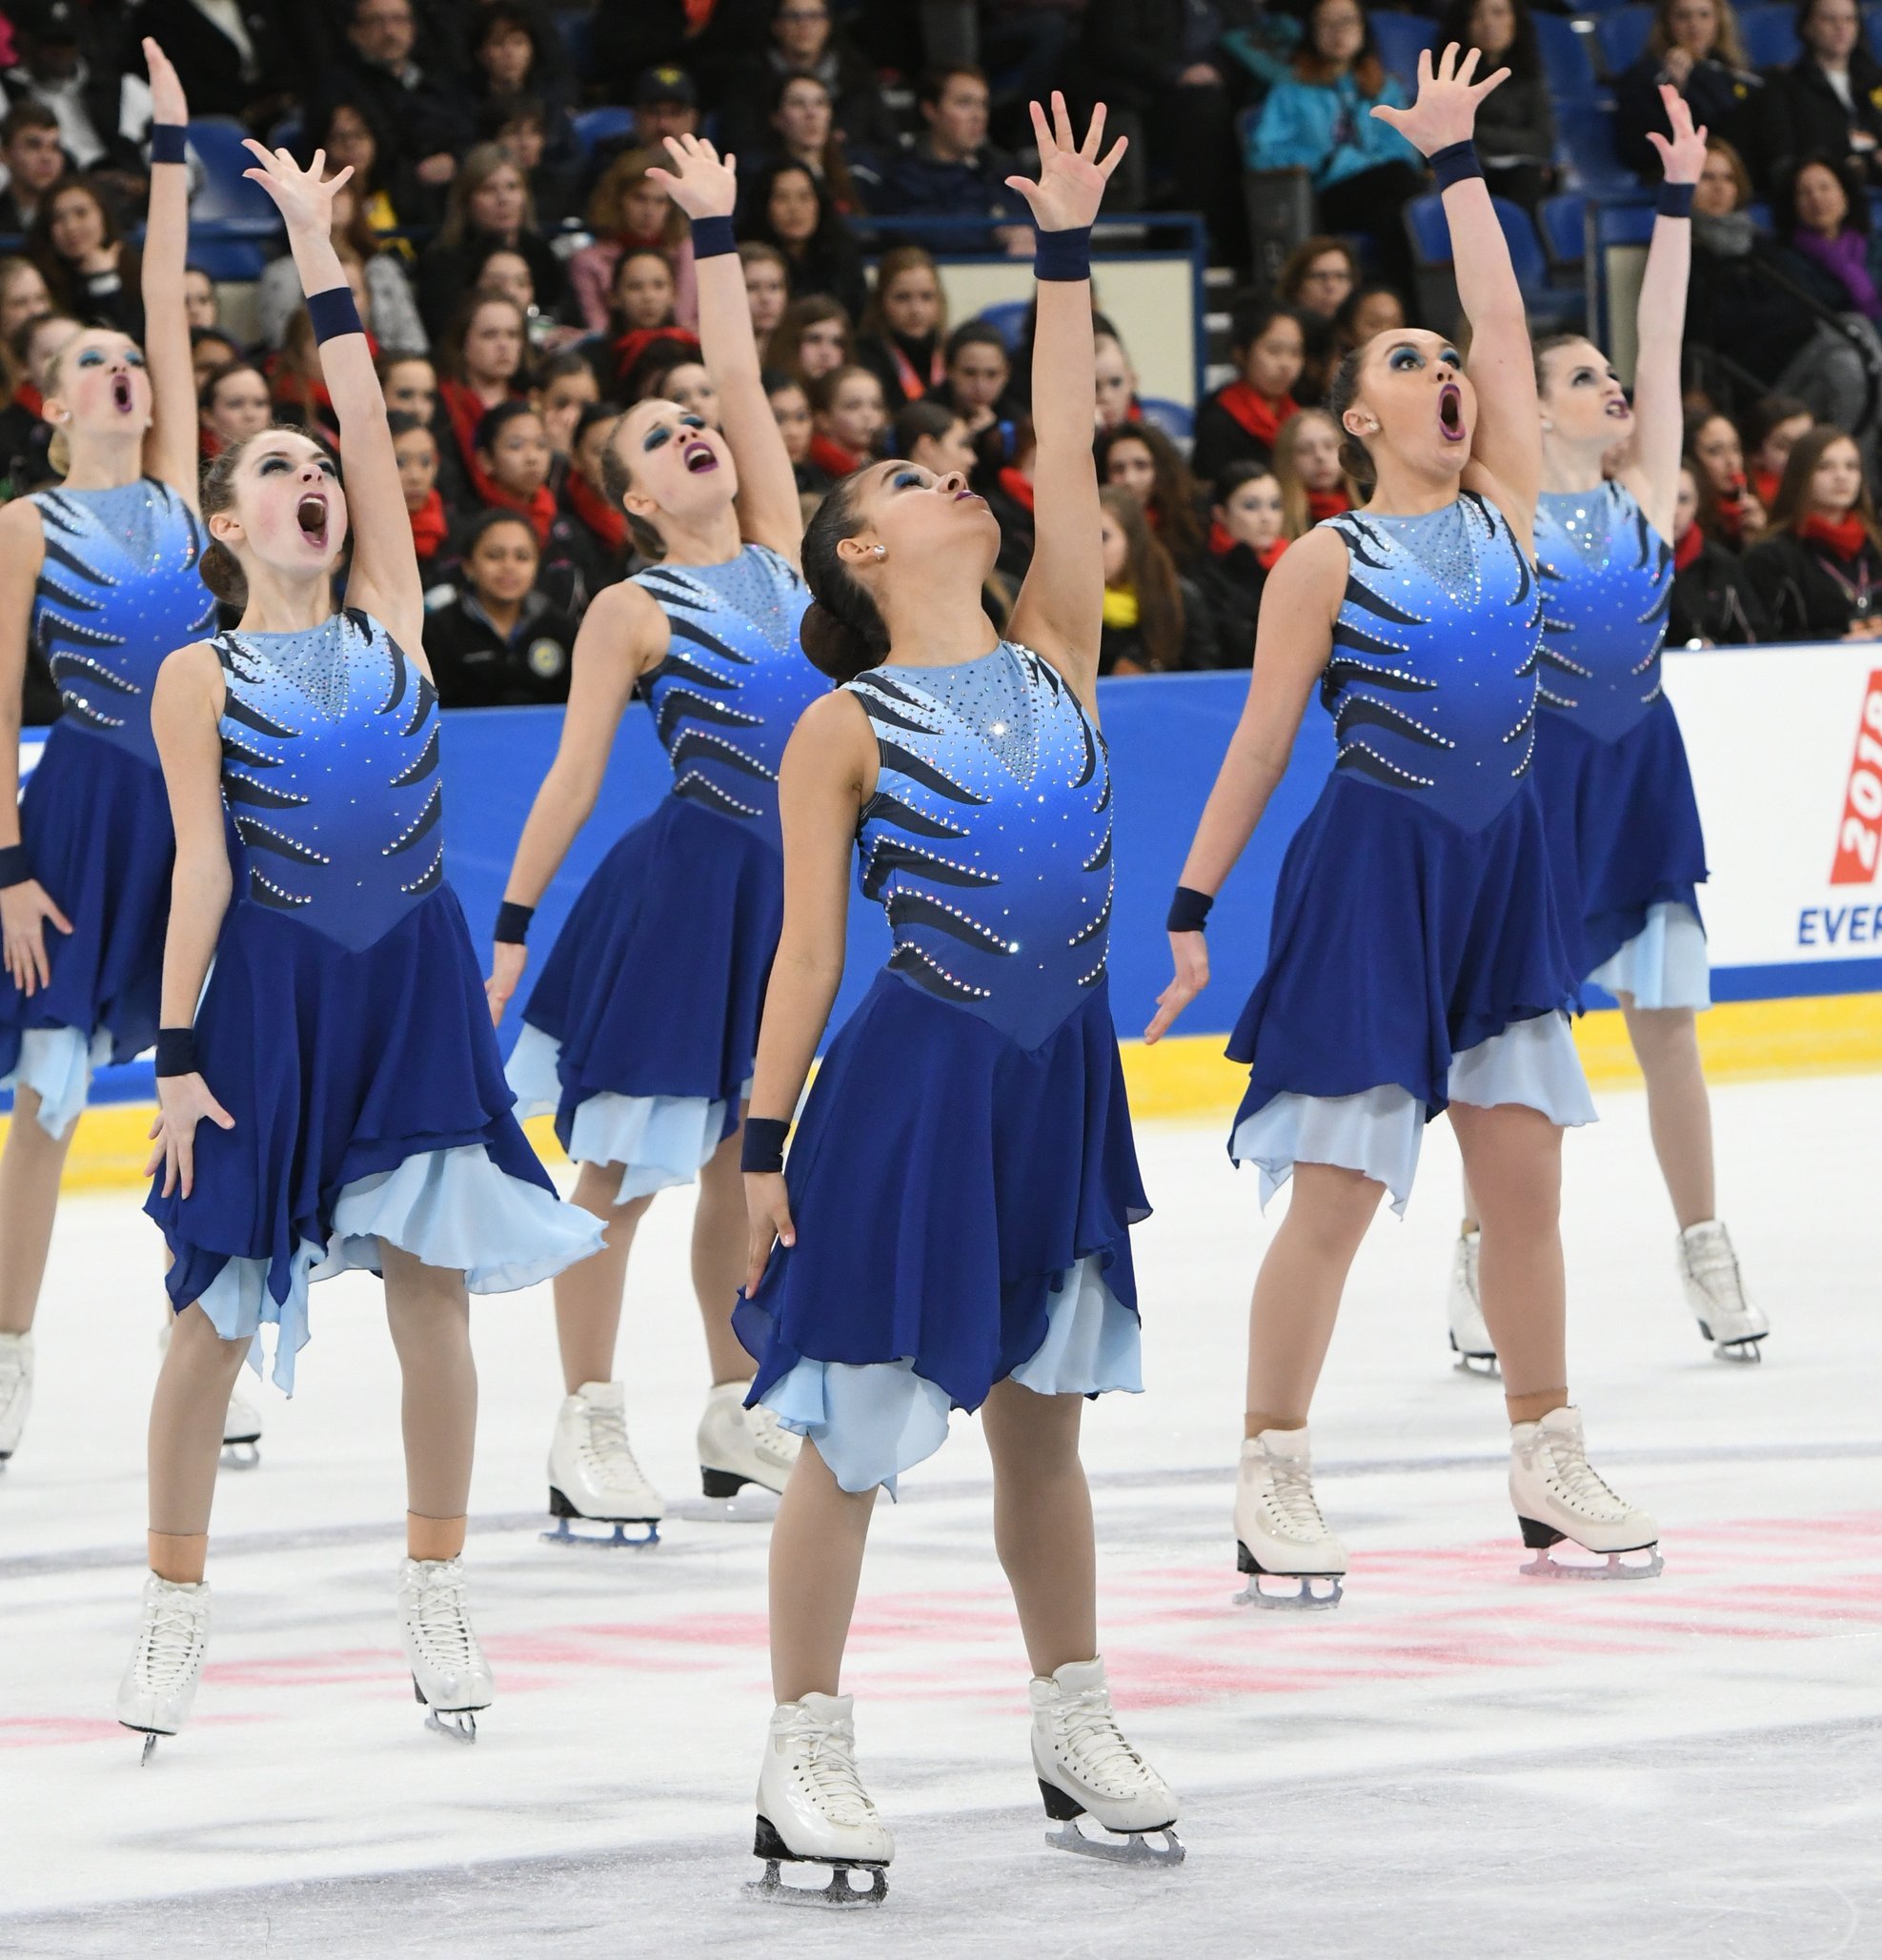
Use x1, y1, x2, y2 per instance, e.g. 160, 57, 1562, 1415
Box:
1273, 409, 1354, 537
439, 144, 536, 250
1647, 0, 1748, 69
584, 148, 686, 248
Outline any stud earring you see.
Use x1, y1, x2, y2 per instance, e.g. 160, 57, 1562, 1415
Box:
873, 545, 886, 557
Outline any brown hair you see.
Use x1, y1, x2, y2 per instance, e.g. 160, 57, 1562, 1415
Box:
597, 412, 671, 562
1647, 0, 1748, 70
1769, 423, 1882, 548
1100, 485, 1185, 671
1291, 0, 1387, 95
438, 144, 536, 251
769, 70, 859, 212
438, 293, 528, 385
1703, 135, 1754, 211
799, 464, 889, 681
1279, 234, 1361, 311
27, 178, 131, 317
860, 246, 947, 344
1094, 422, 1205, 568
768, 295, 854, 387
198, 428, 340, 605
585, 148, 686, 249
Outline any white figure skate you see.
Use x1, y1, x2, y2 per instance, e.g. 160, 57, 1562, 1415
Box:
543, 1381, 662, 1546
1233, 1426, 1347, 1607
698, 1380, 799, 1513
1678, 1221, 1769, 1361
1031, 1657, 1184, 1865
1446, 1226, 1498, 1374
397, 1556, 495, 1740
0, 1330, 32, 1464
1510, 1405, 1662, 1579
751, 1692, 893, 1906
221, 1384, 263, 1469
117, 1572, 212, 1764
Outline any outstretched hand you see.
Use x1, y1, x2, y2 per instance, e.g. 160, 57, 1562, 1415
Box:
1646, 83, 1708, 185
648, 132, 738, 220
1003, 92, 1126, 232
143, 37, 189, 128
1371, 43, 1508, 158
240, 140, 353, 233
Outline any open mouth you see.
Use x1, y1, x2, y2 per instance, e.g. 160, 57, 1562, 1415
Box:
1437, 383, 1464, 442
1605, 397, 1633, 420
295, 494, 329, 547
681, 438, 718, 475
111, 373, 132, 412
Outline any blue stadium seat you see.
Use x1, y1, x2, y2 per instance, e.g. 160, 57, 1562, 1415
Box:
1371, 14, 1436, 93
266, 113, 302, 155
977, 299, 1032, 351
1569, 0, 1635, 15
1595, 7, 1653, 75
1534, 14, 1601, 106
557, 8, 594, 74
189, 230, 273, 281
1404, 192, 1584, 327
187, 117, 282, 232
1869, 6, 1882, 51
1139, 397, 1194, 442
1739, 6, 1799, 68
1556, 104, 1638, 192
573, 106, 635, 159
1540, 192, 1588, 267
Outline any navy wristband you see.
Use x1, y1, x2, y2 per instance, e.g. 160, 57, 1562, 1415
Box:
1431, 140, 1483, 192
305, 285, 363, 344
150, 122, 188, 166
1166, 885, 1215, 934
1033, 225, 1092, 281
0, 843, 30, 888
494, 900, 534, 945
740, 1116, 790, 1174
691, 214, 737, 260
1656, 180, 1694, 218
154, 1027, 199, 1077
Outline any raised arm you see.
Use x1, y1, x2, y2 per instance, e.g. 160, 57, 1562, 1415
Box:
1374, 47, 1539, 549
649, 135, 802, 567
484, 581, 664, 1020
1002, 94, 1126, 709
240, 141, 423, 656
139, 41, 198, 506
146, 643, 235, 1200
1143, 529, 1346, 1041
1620, 86, 1704, 541
739, 691, 876, 1295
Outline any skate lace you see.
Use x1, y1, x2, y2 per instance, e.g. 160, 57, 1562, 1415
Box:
136, 1596, 206, 1691
406, 1566, 480, 1673
786, 1716, 876, 1827
1264, 1456, 1331, 1544
1540, 1429, 1628, 1520
746, 1401, 799, 1465
1052, 1687, 1147, 1797
579, 1399, 649, 1489
1683, 1229, 1744, 1308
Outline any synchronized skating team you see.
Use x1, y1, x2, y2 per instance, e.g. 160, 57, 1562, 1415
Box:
0, 38, 1771, 1906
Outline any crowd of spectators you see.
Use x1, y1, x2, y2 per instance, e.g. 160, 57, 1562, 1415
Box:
0, 0, 1875, 703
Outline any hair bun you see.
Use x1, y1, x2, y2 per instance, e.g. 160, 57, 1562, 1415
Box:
199, 537, 247, 607
799, 599, 874, 682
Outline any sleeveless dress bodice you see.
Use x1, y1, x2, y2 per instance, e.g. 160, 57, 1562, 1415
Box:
633, 543, 817, 842
1532, 482, 1673, 743
847, 641, 1113, 1051
30, 479, 213, 766
214, 609, 441, 952
1321, 492, 1542, 833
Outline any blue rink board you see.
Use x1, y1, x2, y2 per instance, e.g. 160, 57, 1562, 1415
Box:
18, 670, 1879, 1110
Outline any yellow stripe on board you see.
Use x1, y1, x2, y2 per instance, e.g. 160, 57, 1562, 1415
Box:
11, 993, 1879, 1190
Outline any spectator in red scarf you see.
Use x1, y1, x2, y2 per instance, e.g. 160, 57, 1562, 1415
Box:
1687, 405, 1766, 550
463, 398, 585, 613
437, 293, 528, 488
1670, 458, 1772, 644
607, 247, 701, 392
198, 360, 272, 461
1274, 407, 1353, 537
532, 350, 600, 466
890, 398, 977, 478
739, 241, 790, 364
764, 371, 828, 493
1194, 459, 1287, 667
805, 361, 885, 475
378, 350, 438, 425
983, 411, 1038, 586
391, 410, 451, 578
1745, 424, 1882, 637
856, 247, 949, 410
766, 293, 851, 389
567, 149, 698, 336
1096, 421, 1206, 571
558, 401, 632, 598
1190, 300, 1305, 482
1743, 394, 1814, 512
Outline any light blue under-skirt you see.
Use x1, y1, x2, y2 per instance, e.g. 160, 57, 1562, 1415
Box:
1, 1025, 112, 1140
1588, 900, 1710, 1012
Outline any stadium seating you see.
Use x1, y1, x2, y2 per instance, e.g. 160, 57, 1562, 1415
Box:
1405, 190, 1585, 329
572, 107, 635, 159
1139, 397, 1195, 443
187, 118, 284, 233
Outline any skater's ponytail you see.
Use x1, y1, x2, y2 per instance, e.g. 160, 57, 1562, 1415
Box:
800, 469, 890, 683
1325, 347, 1376, 494
199, 435, 252, 607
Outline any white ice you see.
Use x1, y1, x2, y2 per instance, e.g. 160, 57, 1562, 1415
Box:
2, 1070, 1878, 1958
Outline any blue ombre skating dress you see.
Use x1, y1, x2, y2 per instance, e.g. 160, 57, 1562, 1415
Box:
145, 611, 602, 1389
1227, 493, 1595, 1214
733, 642, 1148, 1494
1531, 482, 1710, 1007
0, 481, 213, 1137
507, 545, 818, 1199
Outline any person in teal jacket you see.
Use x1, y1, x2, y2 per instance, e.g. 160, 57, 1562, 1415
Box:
1245, 0, 1428, 289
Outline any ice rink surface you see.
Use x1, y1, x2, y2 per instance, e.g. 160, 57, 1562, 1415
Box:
2, 1070, 1878, 1959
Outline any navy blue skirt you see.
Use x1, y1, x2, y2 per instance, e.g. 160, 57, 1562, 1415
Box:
518, 796, 781, 1153
1531, 697, 1709, 981
1227, 773, 1583, 1136
735, 971, 1149, 1421
0, 724, 172, 1076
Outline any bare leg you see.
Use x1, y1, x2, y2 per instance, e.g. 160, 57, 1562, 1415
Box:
981, 1380, 1096, 1676
768, 1439, 876, 1701
1448, 1102, 1568, 1424
553, 1161, 655, 1392
381, 1243, 476, 1562
1245, 1163, 1384, 1435
692, 1118, 756, 1384
1617, 997, 1715, 1229
146, 1303, 252, 1580
0, 1089, 75, 1334
1459, 1171, 1479, 1236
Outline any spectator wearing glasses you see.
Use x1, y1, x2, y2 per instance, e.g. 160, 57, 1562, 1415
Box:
312, 0, 472, 199
1278, 233, 1361, 398
0, 102, 69, 235
722, 0, 893, 157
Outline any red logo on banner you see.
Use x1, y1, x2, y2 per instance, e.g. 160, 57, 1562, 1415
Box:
1831, 669, 1882, 882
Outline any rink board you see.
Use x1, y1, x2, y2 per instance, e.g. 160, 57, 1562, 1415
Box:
6, 645, 1879, 1182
